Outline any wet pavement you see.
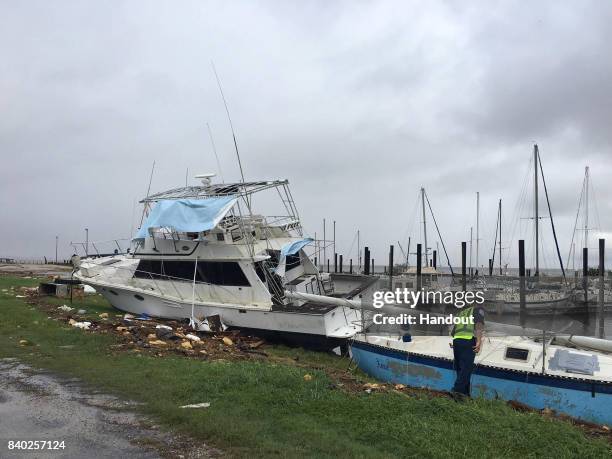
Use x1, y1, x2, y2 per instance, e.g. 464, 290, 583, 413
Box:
0, 359, 218, 459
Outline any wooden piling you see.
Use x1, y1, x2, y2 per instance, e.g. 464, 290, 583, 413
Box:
433, 250, 437, 270
349, 258, 353, 274
416, 243, 422, 291
364, 247, 370, 275
339, 254, 343, 273
388, 245, 394, 290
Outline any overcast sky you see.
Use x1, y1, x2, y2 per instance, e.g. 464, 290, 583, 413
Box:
1, 1, 611, 270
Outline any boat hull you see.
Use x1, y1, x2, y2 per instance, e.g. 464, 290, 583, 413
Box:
87, 280, 361, 349
351, 340, 612, 426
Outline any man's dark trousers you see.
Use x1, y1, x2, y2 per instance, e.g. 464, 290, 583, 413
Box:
452, 338, 475, 396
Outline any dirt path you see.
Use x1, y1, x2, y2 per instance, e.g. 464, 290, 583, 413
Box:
0, 359, 221, 459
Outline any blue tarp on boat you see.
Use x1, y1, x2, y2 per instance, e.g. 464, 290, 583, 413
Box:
275, 238, 313, 276
135, 197, 238, 239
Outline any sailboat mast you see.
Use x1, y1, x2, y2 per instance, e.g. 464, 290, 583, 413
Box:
407, 236, 411, 267
499, 199, 502, 275
534, 144, 539, 277
469, 227, 473, 277
476, 191, 480, 274
421, 187, 429, 267
357, 229, 361, 270
585, 166, 589, 251
323, 218, 326, 270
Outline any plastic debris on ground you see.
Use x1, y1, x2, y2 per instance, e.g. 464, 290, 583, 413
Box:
24, 294, 276, 363
180, 402, 210, 409
68, 319, 92, 330
58, 305, 73, 312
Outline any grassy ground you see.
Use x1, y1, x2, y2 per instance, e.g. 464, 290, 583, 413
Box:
1, 275, 611, 458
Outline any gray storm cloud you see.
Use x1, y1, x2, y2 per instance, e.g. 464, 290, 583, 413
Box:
1, 0, 610, 270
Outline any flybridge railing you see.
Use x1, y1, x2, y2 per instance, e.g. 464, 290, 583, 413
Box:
139, 179, 303, 234
71, 239, 131, 258
140, 180, 291, 202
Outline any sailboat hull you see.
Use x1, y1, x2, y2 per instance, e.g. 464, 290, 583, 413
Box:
351, 338, 612, 426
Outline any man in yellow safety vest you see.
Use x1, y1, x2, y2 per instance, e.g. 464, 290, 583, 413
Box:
451, 305, 485, 397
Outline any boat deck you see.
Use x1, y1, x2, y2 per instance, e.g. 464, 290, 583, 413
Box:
272, 301, 337, 315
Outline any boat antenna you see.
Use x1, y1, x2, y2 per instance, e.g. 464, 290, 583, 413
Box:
139, 160, 156, 226
206, 122, 225, 183
211, 61, 255, 260
212, 61, 246, 186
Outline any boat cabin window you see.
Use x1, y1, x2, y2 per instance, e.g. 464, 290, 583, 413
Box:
134, 259, 250, 286
231, 229, 243, 242
504, 347, 530, 362
216, 233, 225, 242
285, 253, 301, 271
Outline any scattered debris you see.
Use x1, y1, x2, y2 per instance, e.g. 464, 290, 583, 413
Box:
180, 402, 210, 409
19, 339, 30, 346
222, 337, 233, 346
156, 325, 179, 341
363, 383, 384, 392
77, 309, 87, 314
303, 374, 313, 381
149, 340, 168, 346
180, 341, 193, 350
185, 334, 201, 342
70, 321, 92, 330
99, 313, 109, 319
58, 305, 73, 312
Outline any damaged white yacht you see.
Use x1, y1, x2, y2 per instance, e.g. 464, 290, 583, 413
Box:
74, 176, 371, 347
